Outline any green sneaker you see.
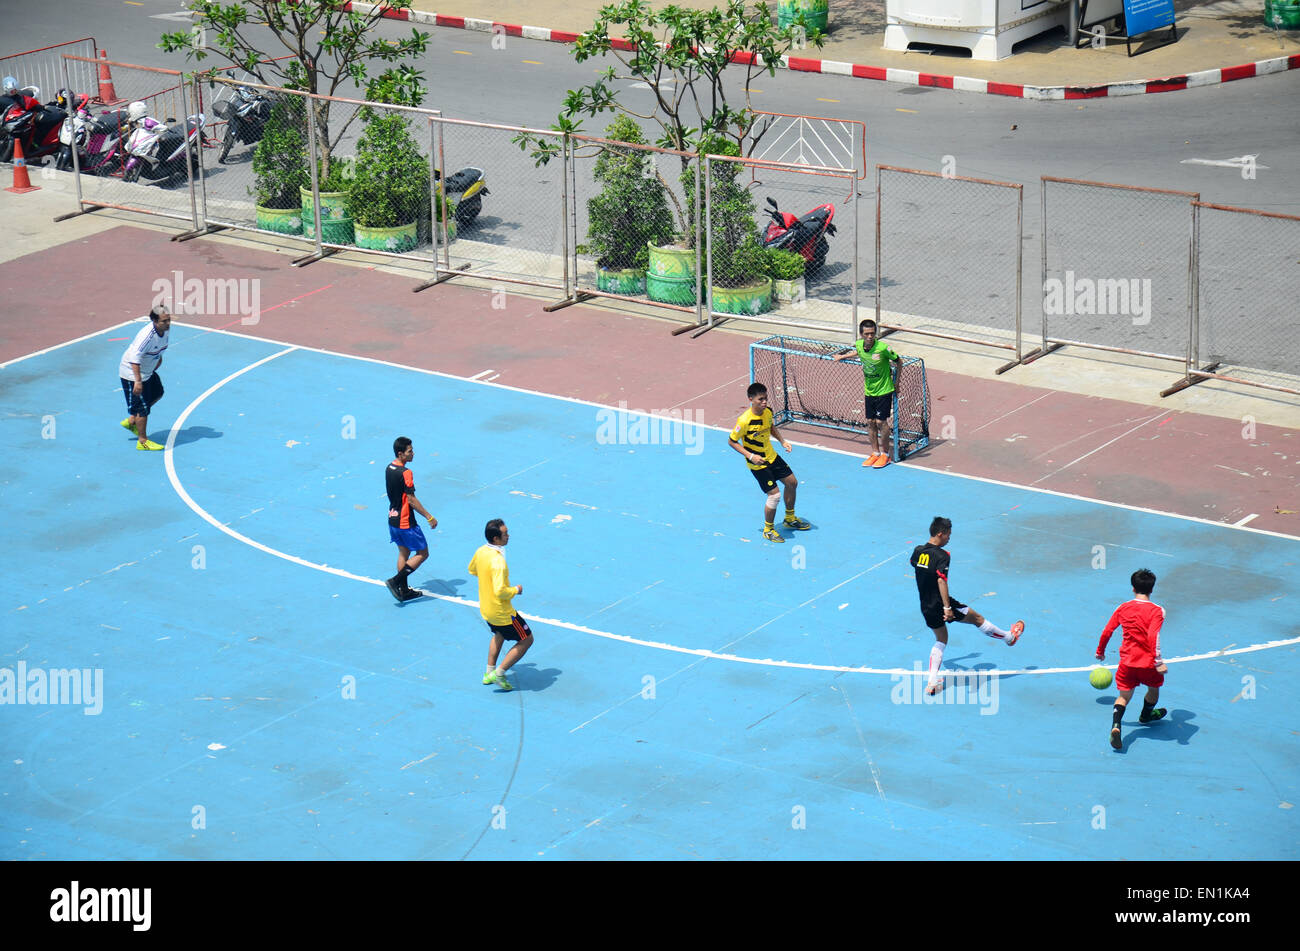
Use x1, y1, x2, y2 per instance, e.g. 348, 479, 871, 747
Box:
120, 417, 136, 435
1109, 726, 1122, 750
488, 670, 514, 692
783, 515, 811, 530
482, 670, 495, 685
1138, 707, 1167, 724
762, 527, 784, 543
136, 439, 164, 451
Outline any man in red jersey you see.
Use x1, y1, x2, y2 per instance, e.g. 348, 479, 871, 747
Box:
1097, 568, 1168, 750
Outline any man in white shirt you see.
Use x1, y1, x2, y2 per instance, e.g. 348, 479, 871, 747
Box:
118, 306, 171, 451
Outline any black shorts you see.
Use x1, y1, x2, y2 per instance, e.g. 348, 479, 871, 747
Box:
487, 614, 532, 642
750, 455, 794, 493
121, 374, 163, 417
921, 598, 967, 630
864, 393, 893, 422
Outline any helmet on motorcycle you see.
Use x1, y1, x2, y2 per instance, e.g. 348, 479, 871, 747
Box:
1, 76, 17, 96
55, 88, 74, 110
127, 101, 148, 123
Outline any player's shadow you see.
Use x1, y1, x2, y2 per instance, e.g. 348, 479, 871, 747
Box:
945, 654, 1034, 683
1092, 700, 1198, 752
418, 577, 467, 597
168, 425, 223, 447
503, 662, 561, 692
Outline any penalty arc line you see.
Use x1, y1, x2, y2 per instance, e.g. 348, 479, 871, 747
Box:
162, 350, 1300, 677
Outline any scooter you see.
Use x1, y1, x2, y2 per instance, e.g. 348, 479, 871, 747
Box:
211, 84, 270, 163
436, 166, 488, 227
55, 94, 131, 174
0, 86, 65, 164
122, 108, 208, 184
761, 196, 836, 274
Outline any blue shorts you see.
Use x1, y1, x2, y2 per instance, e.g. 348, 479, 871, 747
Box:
389, 524, 428, 552
121, 374, 163, 417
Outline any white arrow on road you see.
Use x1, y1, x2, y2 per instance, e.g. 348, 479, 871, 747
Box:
1179, 155, 1269, 170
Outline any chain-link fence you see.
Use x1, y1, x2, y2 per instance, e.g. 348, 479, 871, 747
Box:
705, 153, 857, 335
0, 38, 99, 115
56, 56, 200, 227
1188, 202, 1300, 396
876, 165, 1023, 370
432, 117, 567, 291
1040, 177, 1196, 368
569, 132, 702, 316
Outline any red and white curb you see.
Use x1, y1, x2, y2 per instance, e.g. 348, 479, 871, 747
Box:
344, 3, 1300, 100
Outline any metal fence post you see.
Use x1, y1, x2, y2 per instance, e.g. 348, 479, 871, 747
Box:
1187, 200, 1199, 376
64, 57, 84, 213
562, 133, 572, 300
1014, 184, 1023, 362
874, 164, 882, 325
694, 152, 703, 327
192, 75, 209, 227
1039, 176, 1048, 358
851, 171, 859, 336
704, 155, 714, 329
178, 74, 200, 231
306, 99, 323, 256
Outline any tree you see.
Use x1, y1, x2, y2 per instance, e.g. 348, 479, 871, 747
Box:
515, 0, 823, 234
159, 0, 429, 182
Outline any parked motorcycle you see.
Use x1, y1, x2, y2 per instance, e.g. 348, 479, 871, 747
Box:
0, 83, 64, 164
54, 94, 131, 175
436, 166, 488, 227
211, 84, 271, 163
761, 196, 836, 275
121, 102, 208, 185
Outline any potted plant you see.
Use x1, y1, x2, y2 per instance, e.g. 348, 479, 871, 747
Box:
585, 115, 673, 296
302, 155, 355, 245
702, 140, 773, 316
769, 248, 806, 305
250, 95, 308, 235
348, 109, 430, 253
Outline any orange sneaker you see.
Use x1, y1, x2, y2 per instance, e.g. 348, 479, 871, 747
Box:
872, 453, 890, 468
862, 454, 879, 467
1007, 620, 1025, 646
925, 679, 944, 696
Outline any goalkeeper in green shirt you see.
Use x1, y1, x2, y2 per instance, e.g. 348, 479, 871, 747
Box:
835, 318, 901, 468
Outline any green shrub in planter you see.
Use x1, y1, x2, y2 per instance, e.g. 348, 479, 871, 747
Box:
769, 247, 806, 304
251, 95, 308, 233
587, 115, 675, 283
348, 109, 430, 253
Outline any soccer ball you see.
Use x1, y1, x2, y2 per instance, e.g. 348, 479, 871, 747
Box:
1089, 666, 1113, 690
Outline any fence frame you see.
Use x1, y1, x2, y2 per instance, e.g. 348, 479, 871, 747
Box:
1161, 200, 1300, 398
0, 37, 99, 108
875, 164, 1025, 374
703, 152, 859, 339
747, 110, 867, 183
1034, 176, 1221, 395
52, 55, 201, 233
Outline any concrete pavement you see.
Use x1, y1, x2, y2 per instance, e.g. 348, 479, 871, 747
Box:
357, 0, 1300, 97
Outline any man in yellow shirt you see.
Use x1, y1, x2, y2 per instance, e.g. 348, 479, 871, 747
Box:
729, 382, 811, 543
468, 518, 533, 692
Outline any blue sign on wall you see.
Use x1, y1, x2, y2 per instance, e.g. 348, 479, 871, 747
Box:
1123, 0, 1176, 37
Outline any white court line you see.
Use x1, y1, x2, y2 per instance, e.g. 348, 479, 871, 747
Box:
1234, 514, 1260, 527
172, 321, 1300, 542
0, 318, 141, 369
159, 349, 1300, 675
469, 369, 496, 380
967, 392, 1055, 436
1029, 412, 1166, 486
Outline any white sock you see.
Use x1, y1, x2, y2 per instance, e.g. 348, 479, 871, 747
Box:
486, 664, 495, 674
978, 619, 1008, 641
928, 642, 946, 683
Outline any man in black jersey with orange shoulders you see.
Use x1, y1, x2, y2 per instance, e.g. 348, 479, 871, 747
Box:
911, 516, 1024, 696
385, 436, 438, 603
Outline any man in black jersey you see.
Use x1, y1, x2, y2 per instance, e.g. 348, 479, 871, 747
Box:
385, 436, 438, 603
911, 516, 1024, 696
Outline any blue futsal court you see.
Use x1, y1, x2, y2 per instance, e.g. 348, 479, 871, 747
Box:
3, 320, 1298, 860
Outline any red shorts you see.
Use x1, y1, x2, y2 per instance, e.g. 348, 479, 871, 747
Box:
1115, 664, 1164, 691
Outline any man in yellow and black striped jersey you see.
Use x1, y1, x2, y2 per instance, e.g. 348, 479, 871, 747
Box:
729, 382, 812, 543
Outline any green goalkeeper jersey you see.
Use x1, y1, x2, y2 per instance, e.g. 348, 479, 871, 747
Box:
856, 339, 900, 396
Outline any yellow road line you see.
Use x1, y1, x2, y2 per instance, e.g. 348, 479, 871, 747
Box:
896, 108, 918, 114
816, 97, 840, 103
522, 60, 543, 65
453, 50, 473, 55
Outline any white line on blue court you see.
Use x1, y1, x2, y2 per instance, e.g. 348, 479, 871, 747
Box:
162, 347, 1300, 679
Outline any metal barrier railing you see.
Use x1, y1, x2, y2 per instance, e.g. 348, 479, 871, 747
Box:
0, 37, 99, 109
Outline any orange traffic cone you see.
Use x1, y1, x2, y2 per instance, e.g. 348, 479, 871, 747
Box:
5, 138, 41, 194
97, 50, 122, 106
